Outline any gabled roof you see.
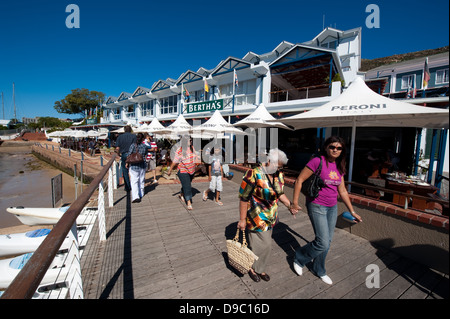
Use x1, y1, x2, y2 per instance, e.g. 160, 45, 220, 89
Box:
269, 43, 339, 67
105, 96, 118, 105
211, 57, 251, 76
165, 78, 177, 85
310, 27, 344, 44
176, 70, 204, 85
196, 67, 211, 77
117, 92, 132, 102
242, 51, 260, 63
132, 86, 151, 97
151, 79, 172, 92
244, 41, 295, 64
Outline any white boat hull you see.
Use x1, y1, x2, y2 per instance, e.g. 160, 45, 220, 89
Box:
6, 206, 98, 226
0, 227, 88, 257
0, 252, 68, 289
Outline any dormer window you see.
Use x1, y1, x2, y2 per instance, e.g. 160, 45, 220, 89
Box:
321, 40, 337, 49
401, 75, 415, 89
436, 68, 449, 84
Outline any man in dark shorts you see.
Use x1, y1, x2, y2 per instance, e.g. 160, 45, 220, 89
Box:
115, 125, 136, 191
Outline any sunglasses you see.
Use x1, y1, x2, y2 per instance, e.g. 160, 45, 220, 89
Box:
328, 145, 343, 151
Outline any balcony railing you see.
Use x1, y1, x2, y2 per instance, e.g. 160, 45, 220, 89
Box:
269, 83, 332, 102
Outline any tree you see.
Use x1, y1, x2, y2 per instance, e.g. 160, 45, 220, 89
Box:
54, 88, 104, 115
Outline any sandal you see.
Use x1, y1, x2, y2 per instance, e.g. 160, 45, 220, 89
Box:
187, 204, 193, 210
203, 190, 208, 201
215, 200, 223, 206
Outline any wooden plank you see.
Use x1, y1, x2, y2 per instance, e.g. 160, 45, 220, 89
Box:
80, 180, 449, 299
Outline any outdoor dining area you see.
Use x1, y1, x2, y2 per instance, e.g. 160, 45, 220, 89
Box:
47, 128, 110, 154
47, 78, 449, 216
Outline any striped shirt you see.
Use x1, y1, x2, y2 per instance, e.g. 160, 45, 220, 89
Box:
144, 140, 157, 160
239, 166, 285, 232
173, 147, 198, 174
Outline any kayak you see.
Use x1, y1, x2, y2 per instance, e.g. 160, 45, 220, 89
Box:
0, 252, 68, 289
6, 206, 98, 226
0, 226, 89, 257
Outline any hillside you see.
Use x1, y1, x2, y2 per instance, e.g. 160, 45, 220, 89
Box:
360, 46, 449, 72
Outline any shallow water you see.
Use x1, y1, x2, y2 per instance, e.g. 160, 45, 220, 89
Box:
0, 146, 77, 229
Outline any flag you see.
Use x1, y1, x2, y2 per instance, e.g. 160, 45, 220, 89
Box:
204, 78, 209, 93
234, 69, 239, 88
423, 57, 430, 89
182, 84, 190, 100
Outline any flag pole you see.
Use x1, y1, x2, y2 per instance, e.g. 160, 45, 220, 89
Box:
232, 69, 236, 113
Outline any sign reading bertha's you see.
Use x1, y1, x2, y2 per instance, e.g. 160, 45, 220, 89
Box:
187, 99, 224, 113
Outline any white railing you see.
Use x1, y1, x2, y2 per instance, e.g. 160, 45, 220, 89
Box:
1, 157, 118, 299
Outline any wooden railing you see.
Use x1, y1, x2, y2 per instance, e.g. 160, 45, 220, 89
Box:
1, 153, 117, 299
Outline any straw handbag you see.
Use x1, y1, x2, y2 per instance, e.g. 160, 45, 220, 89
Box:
226, 229, 259, 274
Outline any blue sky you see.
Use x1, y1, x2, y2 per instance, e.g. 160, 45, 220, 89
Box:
0, 0, 448, 120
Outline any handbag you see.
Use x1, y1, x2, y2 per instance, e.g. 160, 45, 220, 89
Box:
226, 229, 259, 274
301, 156, 325, 199
125, 144, 144, 164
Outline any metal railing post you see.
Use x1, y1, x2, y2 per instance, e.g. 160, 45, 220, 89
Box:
98, 182, 106, 241
108, 167, 113, 207
66, 222, 83, 298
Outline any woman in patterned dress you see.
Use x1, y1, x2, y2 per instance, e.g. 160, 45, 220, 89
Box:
237, 148, 297, 282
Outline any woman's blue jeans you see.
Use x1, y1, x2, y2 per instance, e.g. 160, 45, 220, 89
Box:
177, 172, 194, 202
294, 202, 338, 277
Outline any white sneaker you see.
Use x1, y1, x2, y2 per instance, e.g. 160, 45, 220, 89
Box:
320, 275, 333, 285
293, 260, 303, 276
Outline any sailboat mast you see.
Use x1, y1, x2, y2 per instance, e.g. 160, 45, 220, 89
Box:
13, 82, 16, 121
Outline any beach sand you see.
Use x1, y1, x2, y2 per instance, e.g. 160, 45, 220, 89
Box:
0, 143, 78, 234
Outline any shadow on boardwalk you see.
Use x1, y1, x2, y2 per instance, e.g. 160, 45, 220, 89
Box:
81, 179, 449, 300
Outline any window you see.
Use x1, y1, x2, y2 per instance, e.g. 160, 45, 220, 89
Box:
401, 75, 415, 89
218, 79, 256, 105
160, 95, 178, 114
321, 41, 337, 49
436, 69, 449, 84
142, 100, 155, 117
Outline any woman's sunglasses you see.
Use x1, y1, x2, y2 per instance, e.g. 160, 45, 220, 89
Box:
328, 145, 343, 151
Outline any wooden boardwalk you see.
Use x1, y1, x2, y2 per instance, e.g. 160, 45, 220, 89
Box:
80, 178, 449, 299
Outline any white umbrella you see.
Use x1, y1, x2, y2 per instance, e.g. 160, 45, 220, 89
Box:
167, 114, 192, 135
134, 123, 150, 133
192, 110, 245, 135
147, 118, 172, 134
233, 104, 293, 130
87, 130, 101, 137
47, 131, 65, 137
272, 77, 449, 184
71, 130, 88, 139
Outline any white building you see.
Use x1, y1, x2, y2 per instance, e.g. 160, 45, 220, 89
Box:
100, 27, 448, 191
365, 52, 449, 184
101, 27, 362, 126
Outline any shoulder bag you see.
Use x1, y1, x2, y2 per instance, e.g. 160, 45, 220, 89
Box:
301, 156, 325, 199
125, 143, 144, 164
